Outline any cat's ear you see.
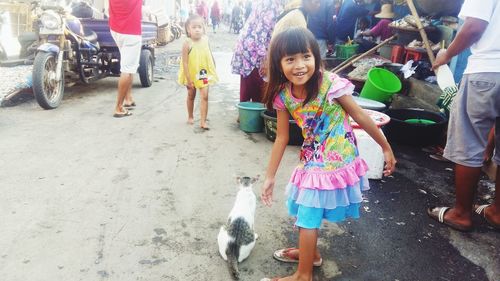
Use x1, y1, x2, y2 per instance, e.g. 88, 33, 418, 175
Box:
251, 175, 260, 184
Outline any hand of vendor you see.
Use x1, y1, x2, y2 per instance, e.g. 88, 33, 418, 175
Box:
361, 30, 372, 37
432, 49, 451, 71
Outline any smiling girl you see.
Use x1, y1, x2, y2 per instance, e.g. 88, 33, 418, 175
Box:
260, 27, 396, 281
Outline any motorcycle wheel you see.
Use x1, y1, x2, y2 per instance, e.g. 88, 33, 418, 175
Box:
33, 52, 64, 109
170, 26, 178, 40
175, 26, 182, 39
139, 49, 153, 87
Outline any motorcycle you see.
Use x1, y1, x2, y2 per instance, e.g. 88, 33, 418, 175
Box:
33, 0, 157, 109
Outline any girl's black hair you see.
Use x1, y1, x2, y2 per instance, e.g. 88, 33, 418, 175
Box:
263, 27, 323, 110
184, 14, 204, 38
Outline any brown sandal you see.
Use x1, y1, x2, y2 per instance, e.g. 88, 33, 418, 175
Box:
273, 248, 323, 266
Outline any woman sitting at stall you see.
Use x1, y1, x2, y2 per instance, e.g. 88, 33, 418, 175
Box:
355, 3, 394, 52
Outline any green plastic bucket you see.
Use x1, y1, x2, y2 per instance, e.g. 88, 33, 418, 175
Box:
360, 68, 402, 102
236, 102, 266, 133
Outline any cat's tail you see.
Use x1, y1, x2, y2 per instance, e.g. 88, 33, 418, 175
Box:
226, 245, 240, 280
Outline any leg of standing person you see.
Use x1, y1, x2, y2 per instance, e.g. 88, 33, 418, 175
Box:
239, 68, 264, 102
477, 121, 500, 226
186, 87, 196, 124
428, 73, 500, 230
199, 86, 209, 129
112, 31, 141, 117
294, 228, 317, 280
238, 68, 264, 123
116, 73, 133, 115
124, 82, 135, 107
267, 228, 320, 281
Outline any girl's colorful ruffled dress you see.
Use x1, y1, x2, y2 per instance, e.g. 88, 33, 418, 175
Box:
177, 35, 218, 89
273, 72, 369, 228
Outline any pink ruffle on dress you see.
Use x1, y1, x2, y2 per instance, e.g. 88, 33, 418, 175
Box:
273, 72, 369, 225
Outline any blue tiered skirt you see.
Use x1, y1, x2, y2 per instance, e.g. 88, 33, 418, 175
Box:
285, 158, 370, 229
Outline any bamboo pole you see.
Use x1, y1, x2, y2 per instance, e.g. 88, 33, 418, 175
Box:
331, 35, 397, 74
328, 53, 360, 73
406, 0, 435, 63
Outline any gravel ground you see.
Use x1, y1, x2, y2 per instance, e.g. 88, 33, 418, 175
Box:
0, 65, 33, 105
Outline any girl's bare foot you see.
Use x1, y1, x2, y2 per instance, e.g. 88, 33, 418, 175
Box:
187, 118, 194, 124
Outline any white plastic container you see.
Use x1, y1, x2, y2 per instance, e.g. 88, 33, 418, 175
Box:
354, 128, 385, 180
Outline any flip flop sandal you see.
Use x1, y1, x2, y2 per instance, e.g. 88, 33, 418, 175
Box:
421, 146, 438, 153
260, 278, 281, 281
113, 110, 133, 118
474, 204, 500, 230
429, 153, 450, 162
273, 248, 323, 267
427, 207, 473, 232
124, 102, 136, 108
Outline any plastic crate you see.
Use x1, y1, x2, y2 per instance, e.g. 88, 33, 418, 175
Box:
335, 44, 359, 60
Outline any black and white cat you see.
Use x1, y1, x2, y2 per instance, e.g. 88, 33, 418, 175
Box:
217, 176, 259, 280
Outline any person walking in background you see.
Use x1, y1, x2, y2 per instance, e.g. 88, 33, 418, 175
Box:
307, 0, 335, 59
196, 0, 209, 24
231, 0, 285, 110
211, 0, 221, 33
428, 0, 500, 231
230, 1, 244, 33
260, 27, 396, 281
335, 0, 369, 43
244, 0, 252, 21
178, 15, 218, 130
109, 0, 142, 117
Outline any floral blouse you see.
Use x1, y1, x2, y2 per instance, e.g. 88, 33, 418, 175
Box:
230, 0, 284, 77
273, 72, 360, 172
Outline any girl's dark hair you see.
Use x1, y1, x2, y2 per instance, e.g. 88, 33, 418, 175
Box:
184, 14, 204, 37
263, 27, 323, 110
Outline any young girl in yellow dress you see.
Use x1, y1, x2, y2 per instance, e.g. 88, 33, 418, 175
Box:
178, 14, 218, 129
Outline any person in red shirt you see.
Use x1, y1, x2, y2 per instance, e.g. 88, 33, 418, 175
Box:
109, 0, 142, 117
210, 0, 221, 33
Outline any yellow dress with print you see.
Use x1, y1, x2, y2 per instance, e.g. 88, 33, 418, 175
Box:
177, 36, 218, 89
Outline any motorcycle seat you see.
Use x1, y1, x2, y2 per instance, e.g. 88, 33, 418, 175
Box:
82, 27, 98, 44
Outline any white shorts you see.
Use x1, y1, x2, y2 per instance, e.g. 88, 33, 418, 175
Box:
111, 30, 142, 74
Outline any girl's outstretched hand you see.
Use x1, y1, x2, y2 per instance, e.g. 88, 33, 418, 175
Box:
261, 178, 275, 207
383, 148, 397, 177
